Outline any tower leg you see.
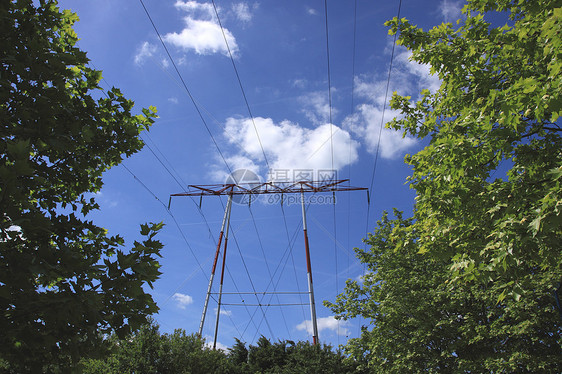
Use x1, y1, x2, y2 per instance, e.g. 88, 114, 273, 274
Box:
213, 194, 233, 349
300, 190, 319, 344
199, 195, 233, 337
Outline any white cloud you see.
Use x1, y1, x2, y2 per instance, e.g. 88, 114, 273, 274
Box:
164, 19, 237, 56
203, 335, 228, 351
174, 0, 214, 15
439, 0, 463, 23
343, 46, 441, 159
173, 292, 194, 309
344, 104, 417, 159
296, 316, 350, 336
394, 49, 441, 94
232, 3, 253, 22
214, 307, 232, 316
306, 7, 318, 16
292, 79, 307, 89
165, 0, 239, 56
209, 153, 261, 182
223, 116, 359, 178
134, 41, 157, 65
299, 90, 338, 126
168, 97, 179, 104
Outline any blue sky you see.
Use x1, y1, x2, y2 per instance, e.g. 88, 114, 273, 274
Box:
57, 0, 463, 350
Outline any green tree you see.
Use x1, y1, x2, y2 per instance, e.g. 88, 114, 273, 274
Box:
327, 211, 561, 372
81, 321, 236, 374
0, 0, 160, 371
247, 336, 285, 372
386, 0, 562, 293
84, 327, 365, 374
328, 0, 561, 371
228, 338, 250, 369
241, 336, 365, 374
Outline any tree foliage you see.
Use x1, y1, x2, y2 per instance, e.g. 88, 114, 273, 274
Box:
241, 336, 362, 374
328, 0, 562, 371
327, 211, 561, 372
81, 321, 232, 374
0, 0, 160, 371
386, 0, 562, 291
82, 322, 365, 374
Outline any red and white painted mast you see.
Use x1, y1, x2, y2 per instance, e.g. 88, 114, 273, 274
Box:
198, 194, 233, 337
300, 189, 319, 345
213, 193, 233, 349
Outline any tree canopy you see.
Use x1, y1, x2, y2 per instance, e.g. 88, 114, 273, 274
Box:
81, 321, 366, 374
386, 0, 562, 291
328, 210, 561, 372
328, 0, 562, 372
81, 321, 232, 374
0, 0, 160, 371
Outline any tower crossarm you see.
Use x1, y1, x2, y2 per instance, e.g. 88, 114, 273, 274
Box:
171, 179, 367, 197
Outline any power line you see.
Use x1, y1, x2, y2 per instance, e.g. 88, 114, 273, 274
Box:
211, 0, 309, 344
223, 261, 261, 340
323, 0, 340, 342
121, 164, 209, 281
280, 203, 308, 324
216, 197, 276, 343
138, 0, 233, 175
229, 222, 277, 341
140, 132, 220, 245
350, 0, 361, 339
210, 2, 294, 341
139, 0, 266, 343
365, 0, 403, 234
361, 0, 403, 342
248, 206, 293, 339
350, 0, 358, 115
141, 134, 186, 191
138, 0, 370, 346
250, 212, 305, 343
324, 0, 335, 151
138, 0, 267, 311
211, 0, 270, 171
89, 60, 229, 332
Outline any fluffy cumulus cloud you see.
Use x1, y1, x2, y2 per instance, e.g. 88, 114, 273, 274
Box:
223, 116, 359, 179
209, 33, 442, 178
164, 0, 239, 56
343, 46, 441, 159
134, 41, 157, 65
173, 292, 194, 309
296, 316, 350, 336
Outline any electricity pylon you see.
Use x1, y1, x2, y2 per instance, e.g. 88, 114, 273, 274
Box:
170, 179, 367, 348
